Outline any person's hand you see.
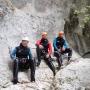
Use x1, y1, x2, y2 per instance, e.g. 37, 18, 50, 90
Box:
46, 54, 49, 58
39, 45, 44, 49
61, 47, 65, 52
57, 49, 61, 52
15, 58, 18, 61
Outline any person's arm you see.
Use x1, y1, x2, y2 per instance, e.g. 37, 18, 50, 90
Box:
28, 48, 33, 60
48, 42, 52, 55
53, 38, 58, 51
63, 39, 68, 49
36, 39, 44, 49
10, 47, 17, 60
36, 40, 41, 46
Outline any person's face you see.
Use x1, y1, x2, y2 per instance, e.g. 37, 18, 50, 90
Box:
59, 34, 63, 38
21, 40, 29, 47
42, 34, 47, 39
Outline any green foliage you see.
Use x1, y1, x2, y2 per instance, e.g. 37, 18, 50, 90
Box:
83, 15, 90, 23
74, 6, 90, 28
74, 10, 80, 15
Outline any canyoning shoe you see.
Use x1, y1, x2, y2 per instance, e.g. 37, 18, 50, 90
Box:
56, 66, 61, 70
31, 81, 35, 83
31, 78, 35, 82
12, 79, 19, 84
36, 62, 40, 67
31, 80, 35, 83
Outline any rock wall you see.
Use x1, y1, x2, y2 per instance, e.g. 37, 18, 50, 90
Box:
53, 58, 90, 90
0, 0, 70, 89
0, 0, 90, 90
64, 0, 90, 57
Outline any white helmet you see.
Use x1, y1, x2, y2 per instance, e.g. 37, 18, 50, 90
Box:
22, 37, 29, 42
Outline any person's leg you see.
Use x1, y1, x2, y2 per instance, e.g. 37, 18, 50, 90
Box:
44, 56, 56, 76
23, 59, 30, 70
12, 59, 19, 84
54, 51, 62, 68
19, 60, 24, 71
36, 45, 41, 66
29, 60, 35, 82
63, 48, 72, 61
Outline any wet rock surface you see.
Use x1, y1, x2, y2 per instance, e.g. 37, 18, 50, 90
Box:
1, 61, 54, 90
64, 0, 90, 57
53, 58, 90, 90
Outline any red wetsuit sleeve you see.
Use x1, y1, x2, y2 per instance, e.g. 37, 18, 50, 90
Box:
36, 40, 41, 46
48, 42, 52, 55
